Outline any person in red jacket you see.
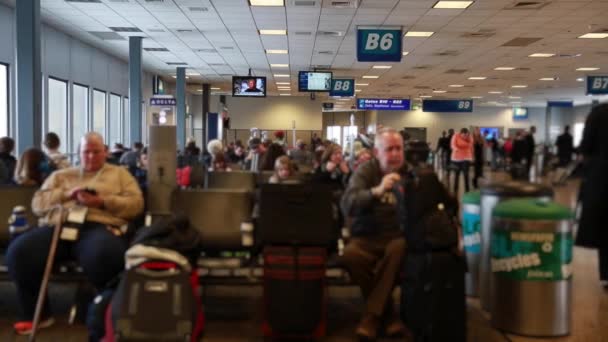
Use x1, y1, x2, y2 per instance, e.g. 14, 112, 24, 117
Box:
451, 128, 474, 193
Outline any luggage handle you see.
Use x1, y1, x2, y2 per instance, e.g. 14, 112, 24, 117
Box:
134, 267, 180, 278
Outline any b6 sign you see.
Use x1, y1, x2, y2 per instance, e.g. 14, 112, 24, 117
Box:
357, 28, 402, 62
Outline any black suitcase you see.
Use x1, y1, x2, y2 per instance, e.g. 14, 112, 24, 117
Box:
262, 246, 327, 339
401, 251, 467, 342
111, 261, 204, 342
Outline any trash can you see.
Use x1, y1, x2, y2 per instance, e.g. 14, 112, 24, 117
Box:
479, 181, 553, 311
462, 190, 481, 297
490, 199, 574, 336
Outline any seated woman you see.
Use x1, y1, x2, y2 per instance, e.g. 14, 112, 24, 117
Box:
269, 156, 299, 184
313, 143, 351, 188
208, 152, 232, 172
14, 148, 54, 187
6, 132, 144, 336
259, 143, 286, 171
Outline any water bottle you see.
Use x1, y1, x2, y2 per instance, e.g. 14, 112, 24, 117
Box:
8, 205, 30, 241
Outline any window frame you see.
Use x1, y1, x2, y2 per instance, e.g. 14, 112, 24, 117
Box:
71, 82, 90, 155
0, 62, 9, 138
92, 88, 107, 140
47, 76, 69, 151
108, 92, 122, 146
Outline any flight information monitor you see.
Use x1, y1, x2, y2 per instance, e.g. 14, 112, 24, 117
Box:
298, 71, 332, 92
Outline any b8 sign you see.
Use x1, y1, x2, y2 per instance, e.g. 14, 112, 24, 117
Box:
330, 79, 355, 97
587, 76, 608, 95
357, 28, 402, 62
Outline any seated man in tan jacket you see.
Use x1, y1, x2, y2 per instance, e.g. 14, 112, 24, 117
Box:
6, 132, 144, 336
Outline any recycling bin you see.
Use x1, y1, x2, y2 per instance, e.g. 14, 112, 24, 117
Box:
462, 190, 481, 297
490, 199, 573, 336
479, 181, 553, 311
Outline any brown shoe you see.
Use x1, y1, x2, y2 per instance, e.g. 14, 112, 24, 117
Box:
356, 314, 380, 340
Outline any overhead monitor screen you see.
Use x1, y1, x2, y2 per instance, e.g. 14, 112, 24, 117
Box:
298, 71, 332, 92
232, 76, 267, 97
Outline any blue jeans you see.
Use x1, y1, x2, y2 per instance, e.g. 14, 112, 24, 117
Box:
6, 222, 128, 320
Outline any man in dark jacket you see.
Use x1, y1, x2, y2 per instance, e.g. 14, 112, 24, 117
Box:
576, 103, 608, 288
524, 126, 536, 172
341, 127, 408, 340
555, 126, 574, 167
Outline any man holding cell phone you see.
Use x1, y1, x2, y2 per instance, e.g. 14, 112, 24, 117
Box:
6, 132, 144, 337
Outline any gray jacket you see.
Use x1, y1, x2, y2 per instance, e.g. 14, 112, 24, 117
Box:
341, 159, 406, 237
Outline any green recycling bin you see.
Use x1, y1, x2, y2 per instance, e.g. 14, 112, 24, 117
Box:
490, 199, 574, 337
462, 190, 481, 297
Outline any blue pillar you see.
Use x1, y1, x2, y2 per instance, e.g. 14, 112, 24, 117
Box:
15, 0, 41, 153
129, 36, 142, 143
176, 67, 186, 150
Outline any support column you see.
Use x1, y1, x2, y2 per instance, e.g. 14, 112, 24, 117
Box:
129, 36, 142, 143
15, 0, 41, 153
202, 83, 210, 146
176, 67, 186, 150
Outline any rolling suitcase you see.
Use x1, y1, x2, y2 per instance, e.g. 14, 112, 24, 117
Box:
262, 246, 327, 339
401, 252, 467, 342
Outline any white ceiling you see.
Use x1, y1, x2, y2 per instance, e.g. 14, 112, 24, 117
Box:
2, 0, 608, 107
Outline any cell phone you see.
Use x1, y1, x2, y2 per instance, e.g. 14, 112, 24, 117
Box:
82, 188, 97, 195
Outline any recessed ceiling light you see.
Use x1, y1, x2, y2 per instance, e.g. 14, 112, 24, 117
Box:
357, 83, 369, 86
372, 65, 392, 69
362, 75, 380, 79
576, 78, 584, 82
259, 29, 287, 35
488, 91, 503, 94
511, 85, 528, 88
171, 75, 190, 79
210, 87, 220, 90
276, 82, 290, 85
355, 89, 362, 92
494, 67, 516, 71
468, 76, 487, 80
539, 77, 558, 81
420, 95, 433, 98
271, 64, 289, 68
402, 51, 410, 56
404, 31, 434, 37
578, 33, 608, 39
277, 87, 291, 90
433, 1, 474, 9
511, 101, 522, 104
433, 90, 447, 93
266, 49, 288, 54
186, 72, 200, 76
279, 93, 291, 96
509, 96, 521, 99
274, 74, 290, 77
471, 96, 483, 99
449, 84, 464, 87
250, 0, 284, 6
529, 53, 555, 58
576, 67, 599, 71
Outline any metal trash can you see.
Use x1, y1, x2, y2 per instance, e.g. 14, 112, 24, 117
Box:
479, 181, 553, 311
490, 199, 574, 336
462, 190, 481, 297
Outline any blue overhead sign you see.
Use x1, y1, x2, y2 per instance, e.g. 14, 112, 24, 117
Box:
547, 101, 573, 108
357, 98, 410, 110
586, 76, 608, 95
356, 28, 402, 62
423, 99, 473, 112
329, 79, 355, 97
150, 97, 176, 106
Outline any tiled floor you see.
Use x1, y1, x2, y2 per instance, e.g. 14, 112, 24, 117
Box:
0, 172, 606, 341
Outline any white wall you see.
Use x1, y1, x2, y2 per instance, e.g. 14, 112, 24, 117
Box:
376, 106, 547, 148
0, 4, 153, 147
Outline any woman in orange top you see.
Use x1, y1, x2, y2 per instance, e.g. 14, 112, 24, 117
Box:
451, 128, 474, 194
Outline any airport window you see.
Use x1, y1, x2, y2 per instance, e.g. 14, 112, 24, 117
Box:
93, 89, 106, 139
108, 93, 122, 146
123, 97, 129, 146
0, 63, 8, 137
47, 77, 68, 150
72, 83, 88, 154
